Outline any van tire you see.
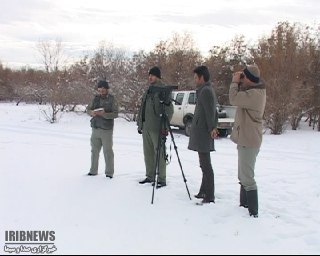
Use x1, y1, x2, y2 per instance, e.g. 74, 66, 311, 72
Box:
218, 129, 228, 138
185, 120, 192, 137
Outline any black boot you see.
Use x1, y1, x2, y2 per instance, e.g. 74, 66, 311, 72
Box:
247, 190, 258, 218
194, 192, 206, 199
240, 184, 248, 208
203, 173, 215, 203
194, 174, 206, 199
139, 177, 153, 184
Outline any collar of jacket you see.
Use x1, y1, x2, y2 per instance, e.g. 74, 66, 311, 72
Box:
196, 81, 211, 92
96, 93, 110, 99
240, 82, 266, 91
150, 80, 165, 87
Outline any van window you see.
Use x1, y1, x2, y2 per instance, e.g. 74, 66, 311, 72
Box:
188, 92, 196, 105
175, 93, 184, 105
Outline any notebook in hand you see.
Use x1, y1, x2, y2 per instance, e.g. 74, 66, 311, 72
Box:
93, 108, 104, 112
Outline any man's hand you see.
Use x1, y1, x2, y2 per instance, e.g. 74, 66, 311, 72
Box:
91, 108, 105, 117
211, 128, 219, 139
232, 72, 242, 84
161, 128, 169, 137
94, 109, 105, 116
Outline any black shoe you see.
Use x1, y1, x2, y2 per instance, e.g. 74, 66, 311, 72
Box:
87, 172, 97, 176
139, 178, 153, 184
106, 175, 113, 179
194, 193, 206, 199
250, 213, 259, 218
201, 198, 215, 204
157, 182, 166, 189
152, 181, 166, 189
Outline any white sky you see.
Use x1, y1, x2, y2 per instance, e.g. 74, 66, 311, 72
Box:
0, 0, 319, 67
0, 102, 319, 254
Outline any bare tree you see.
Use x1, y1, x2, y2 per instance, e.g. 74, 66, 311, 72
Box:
2, 21, 319, 134
87, 41, 129, 111
67, 56, 93, 110
165, 32, 202, 89
147, 32, 202, 89
253, 22, 308, 134
36, 39, 67, 123
0, 62, 15, 100
206, 35, 251, 105
306, 24, 320, 131
124, 50, 149, 121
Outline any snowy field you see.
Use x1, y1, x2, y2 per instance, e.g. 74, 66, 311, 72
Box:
0, 102, 319, 255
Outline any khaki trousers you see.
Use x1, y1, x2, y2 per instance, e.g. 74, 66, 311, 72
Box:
237, 145, 260, 191
90, 128, 114, 177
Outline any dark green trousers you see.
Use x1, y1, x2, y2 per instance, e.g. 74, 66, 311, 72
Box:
142, 130, 166, 183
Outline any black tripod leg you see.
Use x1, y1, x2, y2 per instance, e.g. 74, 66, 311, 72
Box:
165, 117, 192, 200
151, 116, 164, 204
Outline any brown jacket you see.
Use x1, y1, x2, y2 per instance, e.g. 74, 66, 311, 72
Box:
229, 82, 266, 148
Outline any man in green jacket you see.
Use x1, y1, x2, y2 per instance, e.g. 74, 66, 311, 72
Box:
87, 80, 119, 178
229, 64, 266, 217
137, 66, 174, 188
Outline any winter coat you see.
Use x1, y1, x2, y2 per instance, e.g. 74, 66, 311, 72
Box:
229, 82, 266, 148
87, 94, 119, 130
188, 82, 218, 153
137, 81, 174, 133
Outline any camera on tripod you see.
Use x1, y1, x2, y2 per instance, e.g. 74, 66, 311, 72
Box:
147, 83, 191, 203
148, 85, 178, 104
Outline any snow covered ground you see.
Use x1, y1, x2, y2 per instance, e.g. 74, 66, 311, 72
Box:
0, 102, 319, 255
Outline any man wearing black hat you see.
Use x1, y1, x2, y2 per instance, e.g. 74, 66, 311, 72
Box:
86, 80, 119, 178
136, 66, 173, 188
229, 64, 266, 218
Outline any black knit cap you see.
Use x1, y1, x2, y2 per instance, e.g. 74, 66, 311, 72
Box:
149, 66, 161, 79
97, 80, 109, 89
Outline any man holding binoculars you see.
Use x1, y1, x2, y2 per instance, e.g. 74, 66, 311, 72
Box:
229, 64, 266, 218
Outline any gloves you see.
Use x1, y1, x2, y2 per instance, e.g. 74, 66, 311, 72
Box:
161, 128, 169, 137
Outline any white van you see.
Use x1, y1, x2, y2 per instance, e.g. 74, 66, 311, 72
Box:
170, 90, 236, 137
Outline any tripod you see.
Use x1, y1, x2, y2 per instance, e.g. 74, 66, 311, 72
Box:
151, 101, 192, 204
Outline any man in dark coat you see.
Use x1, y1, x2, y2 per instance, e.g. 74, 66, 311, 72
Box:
188, 66, 218, 204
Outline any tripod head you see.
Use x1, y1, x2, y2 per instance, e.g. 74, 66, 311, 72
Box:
148, 85, 178, 105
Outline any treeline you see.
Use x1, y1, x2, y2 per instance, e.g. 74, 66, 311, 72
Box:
0, 21, 319, 133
